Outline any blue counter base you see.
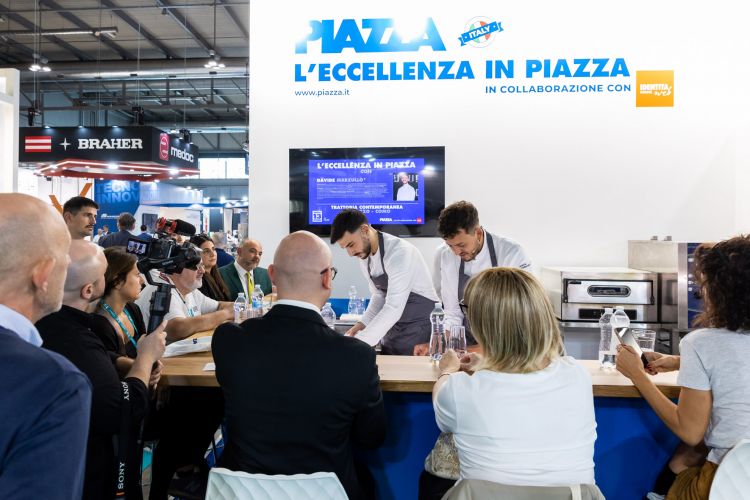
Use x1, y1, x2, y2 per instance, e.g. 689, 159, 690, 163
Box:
358, 393, 680, 500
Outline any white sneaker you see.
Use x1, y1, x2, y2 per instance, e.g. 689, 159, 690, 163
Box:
646, 493, 665, 500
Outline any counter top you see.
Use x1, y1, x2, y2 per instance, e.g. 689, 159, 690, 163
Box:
161, 332, 680, 398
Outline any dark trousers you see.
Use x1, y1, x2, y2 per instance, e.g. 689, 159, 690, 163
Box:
148, 387, 225, 499
418, 469, 457, 500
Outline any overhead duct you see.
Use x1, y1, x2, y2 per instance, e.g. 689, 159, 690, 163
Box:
17, 57, 248, 81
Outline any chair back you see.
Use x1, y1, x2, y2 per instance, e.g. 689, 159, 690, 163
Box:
441, 479, 605, 500
709, 439, 750, 500
206, 468, 349, 500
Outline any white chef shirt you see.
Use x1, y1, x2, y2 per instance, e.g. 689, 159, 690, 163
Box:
396, 183, 416, 201
437, 229, 531, 329
357, 232, 439, 346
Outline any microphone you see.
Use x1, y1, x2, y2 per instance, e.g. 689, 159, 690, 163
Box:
156, 217, 196, 237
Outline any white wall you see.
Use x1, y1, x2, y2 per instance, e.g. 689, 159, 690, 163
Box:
0, 69, 20, 193
34, 176, 95, 205
249, 1, 747, 297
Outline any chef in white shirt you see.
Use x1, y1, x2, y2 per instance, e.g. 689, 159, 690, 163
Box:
395, 172, 417, 201
415, 200, 531, 355
331, 209, 439, 355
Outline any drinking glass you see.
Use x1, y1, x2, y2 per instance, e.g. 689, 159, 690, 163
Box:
633, 329, 656, 352
448, 325, 467, 357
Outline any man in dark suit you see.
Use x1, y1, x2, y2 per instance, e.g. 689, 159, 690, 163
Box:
212, 231, 386, 500
99, 212, 137, 248
0, 194, 92, 500
218, 238, 272, 299
211, 231, 235, 267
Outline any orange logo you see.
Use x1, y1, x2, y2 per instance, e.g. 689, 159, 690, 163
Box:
49, 182, 92, 213
636, 70, 674, 107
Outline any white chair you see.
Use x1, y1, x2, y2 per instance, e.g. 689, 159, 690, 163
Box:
442, 479, 605, 500
709, 439, 750, 499
205, 467, 349, 500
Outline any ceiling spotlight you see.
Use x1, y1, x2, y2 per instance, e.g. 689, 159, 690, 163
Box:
169, 168, 179, 176
179, 128, 191, 143
204, 50, 225, 69
107, 163, 118, 170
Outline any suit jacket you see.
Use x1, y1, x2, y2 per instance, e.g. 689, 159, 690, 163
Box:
212, 304, 386, 500
218, 262, 272, 299
0, 326, 91, 500
215, 248, 234, 268
98, 229, 135, 248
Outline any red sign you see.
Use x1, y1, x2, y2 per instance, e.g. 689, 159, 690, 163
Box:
159, 133, 169, 161
24, 136, 52, 153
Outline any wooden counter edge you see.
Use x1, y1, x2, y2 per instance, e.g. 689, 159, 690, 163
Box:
160, 373, 681, 398
593, 384, 680, 399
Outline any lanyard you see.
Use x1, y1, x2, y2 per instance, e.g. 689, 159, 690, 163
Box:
100, 301, 138, 350
159, 272, 195, 317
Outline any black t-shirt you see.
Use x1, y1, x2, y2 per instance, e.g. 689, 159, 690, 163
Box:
89, 302, 146, 360
37, 305, 148, 500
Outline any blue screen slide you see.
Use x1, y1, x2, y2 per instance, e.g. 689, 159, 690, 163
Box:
308, 157, 425, 225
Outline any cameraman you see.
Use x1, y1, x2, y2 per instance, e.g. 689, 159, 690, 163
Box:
135, 250, 234, 341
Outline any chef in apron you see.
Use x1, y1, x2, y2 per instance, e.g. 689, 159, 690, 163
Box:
331, 209, 439, 355
416, 201, 532, 354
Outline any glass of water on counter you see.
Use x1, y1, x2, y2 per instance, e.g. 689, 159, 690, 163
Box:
448, 326, 467, 357
633, 329, 656, 352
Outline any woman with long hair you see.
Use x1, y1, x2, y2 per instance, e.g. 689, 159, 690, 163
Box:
616, 235, 750, 499
190, 234, 232, 302
92, 247, 148, 361
432, 267, 597, 489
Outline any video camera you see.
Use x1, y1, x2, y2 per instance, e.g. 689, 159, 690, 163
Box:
126, 217, 201, 333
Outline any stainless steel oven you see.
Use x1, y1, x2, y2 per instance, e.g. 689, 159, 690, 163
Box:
541, 267, 660, 359
628, 239, 708, 353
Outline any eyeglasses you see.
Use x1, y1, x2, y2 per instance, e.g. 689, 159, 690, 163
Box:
320, 266, 338, 280
459, 298, 468, 316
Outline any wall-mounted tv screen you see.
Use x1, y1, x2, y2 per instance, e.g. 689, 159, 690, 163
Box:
289, 146, 445, 237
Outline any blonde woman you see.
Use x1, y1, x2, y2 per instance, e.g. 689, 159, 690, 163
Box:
432, 268, 597, 489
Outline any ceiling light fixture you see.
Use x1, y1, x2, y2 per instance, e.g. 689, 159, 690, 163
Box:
28, 55, 50, 72
204, 50, 225, 69
204, 2, 225, 70
7, 27, 118, 38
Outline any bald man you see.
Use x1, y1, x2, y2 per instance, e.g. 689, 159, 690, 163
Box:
212, 231, 386, 500
0, 194, 91, 500
37, 240, 166, 499
219, 237, 272, 300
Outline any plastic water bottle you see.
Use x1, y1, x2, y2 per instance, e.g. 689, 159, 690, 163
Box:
598, 308, 615, 368
429, 302, 445, 362
321, 302, 336, 328
348, 285, 358, 315
251, 285, 264, 318
234, 293, 248, 323
611, 307, 631, 344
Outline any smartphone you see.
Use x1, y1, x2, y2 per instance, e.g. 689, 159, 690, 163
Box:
613, 328, 649, 368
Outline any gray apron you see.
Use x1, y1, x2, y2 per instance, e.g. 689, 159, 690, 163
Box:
368, 231, 434, 355
458, 230, 497, 346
